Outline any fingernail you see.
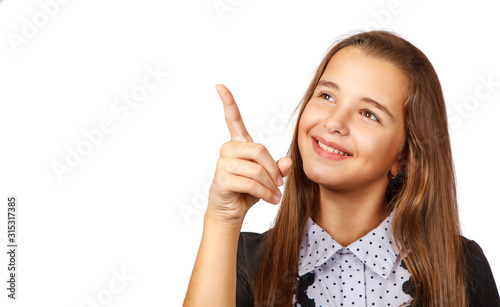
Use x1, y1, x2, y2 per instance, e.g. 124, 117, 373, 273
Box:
273, 193, 281, 203
277, 176, 284, 186
275, 188, 282, 198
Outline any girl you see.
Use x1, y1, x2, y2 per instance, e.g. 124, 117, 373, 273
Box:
183, 30, 500, 306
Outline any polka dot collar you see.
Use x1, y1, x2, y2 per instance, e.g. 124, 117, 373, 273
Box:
298, 210, 399, 280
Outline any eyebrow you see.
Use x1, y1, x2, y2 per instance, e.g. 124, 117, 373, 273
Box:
316, 79, 395, 120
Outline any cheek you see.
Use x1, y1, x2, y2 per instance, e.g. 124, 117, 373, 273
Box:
299, 104, 322, 130
298, 107, 313, 134
298, 107, 317, 153
359, 131, 403, 164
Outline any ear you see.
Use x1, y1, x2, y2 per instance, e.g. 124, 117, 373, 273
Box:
390, 155, 407, 176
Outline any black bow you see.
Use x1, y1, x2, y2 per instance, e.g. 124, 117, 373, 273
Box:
294, 272, 315, 307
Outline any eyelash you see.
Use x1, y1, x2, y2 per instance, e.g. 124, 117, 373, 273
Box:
318, 92, 380, 122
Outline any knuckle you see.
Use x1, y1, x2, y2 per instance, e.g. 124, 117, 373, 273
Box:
220, 141, 231, 156
253, 163, 266, 178
245, 179, 258, 191
249, 146, 261, 157
215, 172, 230, 188
254, 143, 266, 154
216, 157, 225, 169
227, 160, 239, 173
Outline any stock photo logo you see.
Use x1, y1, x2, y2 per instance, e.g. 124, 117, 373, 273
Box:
363, 0, 410, 31
212, 0, 244, 21
7, 0, 71, 53
447, 73, 499, 131
77, 267, 134, 307
51, 65, 169, 183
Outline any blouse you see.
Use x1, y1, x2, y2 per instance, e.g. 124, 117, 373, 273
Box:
236, 214, 500, 307
293, 211, 412, 306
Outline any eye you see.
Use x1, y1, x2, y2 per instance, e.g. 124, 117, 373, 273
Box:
319, 92, 336, 102
361, 110, 380, 122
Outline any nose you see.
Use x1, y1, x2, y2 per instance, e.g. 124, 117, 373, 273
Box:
322, 106, 350, 135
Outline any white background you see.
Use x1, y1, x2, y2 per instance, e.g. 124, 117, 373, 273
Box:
0, 0, 499, 306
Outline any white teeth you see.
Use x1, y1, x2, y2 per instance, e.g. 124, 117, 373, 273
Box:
317, 140, 350, 156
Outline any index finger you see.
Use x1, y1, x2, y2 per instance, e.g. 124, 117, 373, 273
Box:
216, 84, 254, 143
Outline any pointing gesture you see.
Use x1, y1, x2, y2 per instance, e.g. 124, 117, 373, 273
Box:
183, 84, 293, 306
206, 84, 292, 225
216, 84, 254, 143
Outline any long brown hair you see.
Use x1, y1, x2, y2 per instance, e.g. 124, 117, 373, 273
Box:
252, 30, 467, 306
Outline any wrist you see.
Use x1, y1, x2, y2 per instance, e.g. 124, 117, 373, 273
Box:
204, 209, 245, 230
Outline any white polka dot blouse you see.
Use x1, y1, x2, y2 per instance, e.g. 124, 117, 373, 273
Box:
292, 210, 414, 306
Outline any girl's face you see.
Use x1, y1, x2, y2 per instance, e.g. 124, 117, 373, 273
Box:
298, 46, 407, 193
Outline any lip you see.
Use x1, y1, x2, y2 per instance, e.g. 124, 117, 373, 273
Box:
312, 136, 353, 159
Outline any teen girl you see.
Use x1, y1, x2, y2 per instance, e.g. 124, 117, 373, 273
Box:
183, 30, 500, 306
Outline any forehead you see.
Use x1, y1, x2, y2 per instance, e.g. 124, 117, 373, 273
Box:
320, 46, 408, 110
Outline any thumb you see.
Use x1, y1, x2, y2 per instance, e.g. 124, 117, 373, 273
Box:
276, 157, 293, 179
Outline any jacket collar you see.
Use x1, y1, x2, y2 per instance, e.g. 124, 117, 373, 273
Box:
298, 210, 399, 280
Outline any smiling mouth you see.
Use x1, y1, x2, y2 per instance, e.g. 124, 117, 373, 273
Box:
316, 139, 352, 156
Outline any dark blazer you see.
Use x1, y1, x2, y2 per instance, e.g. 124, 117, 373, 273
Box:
236, 230, 500, 307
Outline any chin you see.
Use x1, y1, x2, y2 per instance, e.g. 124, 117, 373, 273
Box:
303, 165, 342, 186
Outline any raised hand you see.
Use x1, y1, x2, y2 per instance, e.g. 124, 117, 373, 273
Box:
207, 84, 292, 225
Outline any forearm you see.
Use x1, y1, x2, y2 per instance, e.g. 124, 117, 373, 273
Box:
183, 211, 243, 307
